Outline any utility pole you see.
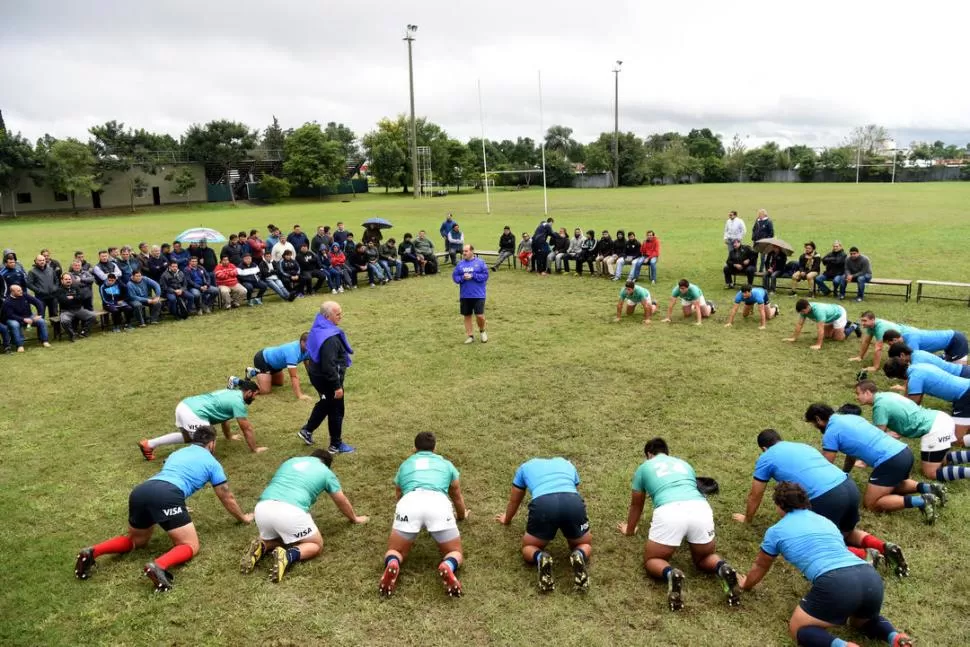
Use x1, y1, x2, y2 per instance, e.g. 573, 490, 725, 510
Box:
404, 25, 419, 198
612, 60, 622, 188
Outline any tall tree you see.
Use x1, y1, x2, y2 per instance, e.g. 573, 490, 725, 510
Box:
368, 140, 406, 192
164, 166, 198, 205
324, 122, 360, 160
261, 116, 287, 153
282, 122, 346, 198
726, 134, 747, 181
44, 139, 99, 211
0, 131, 35, 217
89, 120, 160, 212
362, 115, 451, 193
585, 132, 646, 186
544, 125, 577, 159
846, 124, 889, 154
685, 128, 725, 159
183, 120, 258, 206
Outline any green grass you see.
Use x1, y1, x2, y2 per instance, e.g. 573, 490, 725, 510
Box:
2, 184, 970, 647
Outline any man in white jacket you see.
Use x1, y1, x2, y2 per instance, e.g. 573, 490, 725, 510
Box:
723, 210, 746, 251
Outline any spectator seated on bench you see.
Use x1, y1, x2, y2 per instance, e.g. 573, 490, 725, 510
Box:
56, 272, 96, 340
760, 246, 790, 294
723, 240, 757, 288
2, 285, 50, 351
789, 241, 820, 296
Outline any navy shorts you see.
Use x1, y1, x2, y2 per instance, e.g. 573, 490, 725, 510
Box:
128, 479, 192, 531
945, 332, 969, 362
459, 298, 485, 316
953, 387, 970, 419
526, 492, 590, 542
868, 448, 914, 487
252, 350, 278, 374
809, 478, 860, 534
800, 564, 883, 625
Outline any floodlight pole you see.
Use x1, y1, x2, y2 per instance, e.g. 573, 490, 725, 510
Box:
855, 146, 861, 184
404, 25, 419, 199
613, 60, 622, 188
538, 70, 548, 215
478, 79, 491, 214
891, 147, 897, 184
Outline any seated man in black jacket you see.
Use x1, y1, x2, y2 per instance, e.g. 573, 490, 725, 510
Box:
723, 240, 757, 288
761, 246, 791, 294
56, 272, 96, 340
492, 226, 517, 271
278, 250, 304, 297
814, 240, 846, 297
236, 253, 268, 306
297, 243, 327, 295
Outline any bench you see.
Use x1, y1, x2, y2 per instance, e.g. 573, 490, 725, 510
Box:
474, 250, 515, 269
749, 273, 911, 300
916, 280, 970, 306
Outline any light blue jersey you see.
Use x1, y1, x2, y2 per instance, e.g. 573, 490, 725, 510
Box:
261, 340, 309, 370
906, 364, 970, 401
821, 414, 905, 468
512, 457, 580, 499
753, 441, 847, 500
151, 444, 228, 498
761, 509, 864, 582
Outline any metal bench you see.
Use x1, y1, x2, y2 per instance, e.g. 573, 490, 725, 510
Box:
916, 280, 970, 306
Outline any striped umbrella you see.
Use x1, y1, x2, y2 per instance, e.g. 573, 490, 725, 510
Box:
175, 227, 227, 243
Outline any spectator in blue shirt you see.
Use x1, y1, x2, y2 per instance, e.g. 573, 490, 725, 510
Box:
168, 242, 191, 270
127, 270, 163, 326
286, 225, 310, 252
185, 256, 219, 313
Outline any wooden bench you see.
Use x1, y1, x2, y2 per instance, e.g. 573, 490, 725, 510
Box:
749, 273, 911, 300
474, 250, 515, 269
916, 280, 970, 306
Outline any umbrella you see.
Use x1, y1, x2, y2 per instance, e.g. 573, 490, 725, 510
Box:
175, 227, 226, 244
754, 237, 793, 254
362, 217, 393, 229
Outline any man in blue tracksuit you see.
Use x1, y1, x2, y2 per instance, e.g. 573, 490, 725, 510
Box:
452, 245, 489, 344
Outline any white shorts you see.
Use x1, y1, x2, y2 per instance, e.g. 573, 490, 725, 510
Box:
624, 299, 637, 307
255, 500, 319, 544
922, 412, 957, 453
648, 499, 716, 547
681, 296, 707, 308
830, 308, 848, 331
392, 490, 458, 535
175, 402, 208, 435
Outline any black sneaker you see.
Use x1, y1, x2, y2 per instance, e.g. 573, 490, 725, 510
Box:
717, 563, 741, 607
74, 547, 95, 580
298, 428, 314, 446
883, 542, 908, 578
537, 552, 555, 593
856, 370, 869, 382
144, 562, 174, 592
667, 568, 686, 611
570, 550, 589, 592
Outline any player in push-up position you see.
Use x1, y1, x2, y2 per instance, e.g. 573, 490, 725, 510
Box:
662, 278, 715, 326
724, 284, 778, 329
495, 457, 592, 593
617, 437, 741, 611
785, 299, 858, 350
379, 432, 470, 598
614, 280, 657, 324
228, 333, 313, 401
882, 326, 968, 365
75, 426, 252, 591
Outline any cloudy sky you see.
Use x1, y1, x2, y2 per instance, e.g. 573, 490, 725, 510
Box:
3, 0, 968, 150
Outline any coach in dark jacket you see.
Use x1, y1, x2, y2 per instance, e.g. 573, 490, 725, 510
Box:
298, 301, 355, 453
723, 240, 758, 287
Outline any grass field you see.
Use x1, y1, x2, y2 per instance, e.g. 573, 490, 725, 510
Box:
1, 183, 969, 647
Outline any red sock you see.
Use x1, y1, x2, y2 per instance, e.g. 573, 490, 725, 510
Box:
847, 546, 866, 559
154, 544, 195, 570
860, 535, 886, 554
92, 535, 134, 558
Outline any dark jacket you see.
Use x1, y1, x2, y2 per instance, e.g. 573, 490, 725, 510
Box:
258, 259, 279, 281
297, 252, 322, 274
612, 238, 626, 256
220, 243, 243, 266
727, 244, 758, 267
311, 234, 332, 255
92, 260, 122, 286
820, 249, 847, 278
198, 247, 218, 272
56, 284, 87, 311
752, 217, 774, 242
623, 239, 640, 258
116, 256, 142, 283
1, 293, 43, 321
68, 269, 95, 301
98, 282, 129, 308
307, 335, 347, 390
764, 250, 789, 274
797, 253, 821, 274
279, 258, 301, 279
186, 266, 212, 290
287, 232, 310, 251
553, 234, 570, 254
145, 255, 168, 281
1, 266, 28, 292
159, 269, 188, 295
499, 232, 516, 252
593, 237, 613, 257
26, 264, 59, 299
399, 240, 417, 257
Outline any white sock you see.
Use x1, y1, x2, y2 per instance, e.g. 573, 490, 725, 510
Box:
148, 432, 185, 448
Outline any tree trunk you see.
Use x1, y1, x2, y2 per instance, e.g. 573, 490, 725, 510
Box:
227, 165, 237, 206
10, 192, 18, 218
384, 186, 388, 193
129, 181, 135, 213
71, 191, 77, 213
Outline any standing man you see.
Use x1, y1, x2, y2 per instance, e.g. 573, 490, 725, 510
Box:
26, 253, 60, 336
785, 299, 857, 350
241, 449, 369, 583
379, 432, 469, 598
229, 333, 312, 401
751, 208, 774, 270
495, 457, 591, 593
287, 225, 310, 252
439, 214, 458, 254
531, 218, 554, 275
298, 301, 355, 454
138, 381, 265, 460
724, 284, 778, 329
723, 210, 746, 252
75, 425, 252, 592
452, 245, 489, 344
662, 278, 715, 326
614, 280, 657, 324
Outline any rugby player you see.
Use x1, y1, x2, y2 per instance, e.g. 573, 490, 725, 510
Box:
662, 278, 715, 325
723, 284, 778, 329
241, 449, 369, 583
75, 426, 252, 591
614, 279, 657, 324
785, 299, 858, 350
883, 358, 970, 445
887, 343, 970, 379
882, 327, 968, 364
617, 438, 741, 611
228, 332, 313, 400
379, 432, 469, 598
849, 311, 917, 372
495, 457, 592, 593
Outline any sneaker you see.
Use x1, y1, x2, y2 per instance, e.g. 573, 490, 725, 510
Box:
268, 546, 288, 583
144, 562, 174, 592
717, 563, 741, 607
855, 297, 864, 303
883, 542, 908, 578
844, 323, 858, 338
892, 633, 914, 647
240, 538, 265, 574
480, 331, 488, 343
709, 301, 717, 314
298, 428, 314, 446
379, 559, 400, 598
854, 323, 862, 338
569, 550, 589, 592
137, 439, 155, 461
838, 294, 845, 301
74, 547, 95, 580
370, 283, 376, 288
338, 287, 344, 293
439, 562, 463, 597
328, 442, 355, 454
227, 375, 240, 389
112, 327, 121, 333
666, 568, 686, 611
864, 547, 884, 571
245, 367, 259, 379
256, 298, 263, 305
856, 370, 869, 382
464, 336, 474, 344
537, 552, 555, 593
929, 482, 948, 507
920, 493, 938, 525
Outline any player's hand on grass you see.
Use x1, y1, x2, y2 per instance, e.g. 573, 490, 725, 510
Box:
810, 344, 822, 350
254, 446, 268, 453
661, 318, 671, 323
736, 573, 748, 589
495, 513, 509, 525
758, 325, 766, 330
299, 394, 313, 402
229, 434, 242, 441
887, 431, 901, 439
783, 337, 796, 343
353, 515, 370, 524
694, 322, 703, 326
723, 322, 732, 327
241, 513, 254, 524
612, 316, 620, 323
731, 513, 748, 523
848, 356, 862, 362
616, 522, 634, 535
890, 385, 905, 392
642, 319, 651, 325
854, 459, 868, 468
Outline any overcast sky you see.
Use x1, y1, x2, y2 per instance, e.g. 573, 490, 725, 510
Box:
2, 0, 968, 151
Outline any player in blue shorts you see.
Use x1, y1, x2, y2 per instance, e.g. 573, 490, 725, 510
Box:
228, 333, 313, 401
883, 358, 970, 443
738, 482, 913, 647
887, 343, 970, 379
883, 327, 968, 364
805, 404, 942, 524
495, 457, 592, 592
723, 284, 779, 329
74, 426, 252, 591
733, 429, 908, 577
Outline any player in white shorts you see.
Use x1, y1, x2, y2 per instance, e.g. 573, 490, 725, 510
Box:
662, 279, 714, 326
380, 432, 470, 598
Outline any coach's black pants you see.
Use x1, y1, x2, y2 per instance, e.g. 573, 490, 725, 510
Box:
305, 372, 344, 447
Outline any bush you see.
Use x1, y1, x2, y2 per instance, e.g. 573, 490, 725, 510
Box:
259, 175, 291, 203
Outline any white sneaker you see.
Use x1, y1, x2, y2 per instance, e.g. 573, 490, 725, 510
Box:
338, 287, 344, 293
464, 336, 475, 344
480, 331, 488, 343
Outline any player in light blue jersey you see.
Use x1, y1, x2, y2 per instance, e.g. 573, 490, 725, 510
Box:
228, 332, 312, 400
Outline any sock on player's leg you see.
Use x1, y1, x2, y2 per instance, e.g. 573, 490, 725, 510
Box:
847, 546, 867, 559
903, 495, 924, 509
285, 547, 301, 565
916, 482, 932, 494
93, 535, 134, 558
532, 550, 546, 566
795, 626, 843, 647
661, 565, 672, 581
442, 556, 460, 574
154, 544, 194, 570
384, 554, 400, 567
860, 535, 885, 553
572, 547, 588, 563
947, 450, 970, 464
937, 465, 969, 481
147, 432, 185, 449
858, 615, 896, 642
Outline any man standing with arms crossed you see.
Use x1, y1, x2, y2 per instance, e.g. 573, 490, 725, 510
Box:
452, 244, 489, 344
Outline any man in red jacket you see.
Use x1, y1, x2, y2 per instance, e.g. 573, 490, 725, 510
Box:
214, 255, 247, 309
629, 230, 661, 284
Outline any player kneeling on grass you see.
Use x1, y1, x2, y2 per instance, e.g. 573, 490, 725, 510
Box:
380, 432, 470, 598
785, 299, 858, 350
883, 357, 970, 444
724, 284, 778, 329
856, 379, 970, 485
241, 449, 369, 583
805, 403, 944, 524
733, 429, 908, 577
614, 280, 657, 325
738, 482, 913, 647
882, 326, 969, 365
75, 425, 252, 592
617, 437, 741, 611
495, 457, 592, 593
662, 278, 714, 326
228, 333, 313, 401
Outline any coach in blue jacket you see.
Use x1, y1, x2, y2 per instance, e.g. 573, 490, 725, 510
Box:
452, 244, 489, 344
